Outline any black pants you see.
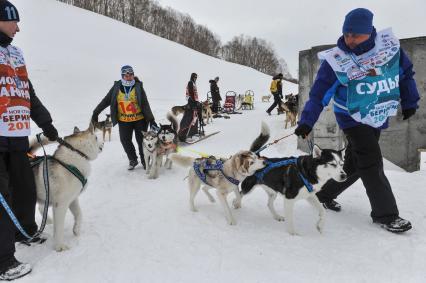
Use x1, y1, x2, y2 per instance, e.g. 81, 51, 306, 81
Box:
212, 100, 221, 113
266, 94, 282, 113
118, 120, 147, 162
316, 125, 399, 223
0, 152, 38, 269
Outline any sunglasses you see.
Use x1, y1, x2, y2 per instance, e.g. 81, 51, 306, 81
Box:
122, 72, 134, 76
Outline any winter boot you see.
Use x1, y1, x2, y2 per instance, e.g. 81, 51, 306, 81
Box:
375, 217, 412, 233
0, 258, 32, 281
15, 234, 47, 245
128, 159, 138, 170
322, 200, 342, 212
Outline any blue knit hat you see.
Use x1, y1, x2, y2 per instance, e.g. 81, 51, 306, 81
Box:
0, 1, 19, 21
342, 8, 373, 34
121, 65, 134, 76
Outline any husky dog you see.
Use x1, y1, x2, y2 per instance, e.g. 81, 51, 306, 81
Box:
94, 113, 113, 141
279, 100, 298, 128
202, 100, 213, 124
142, 130, 161, 179
242, 131, 347, 235
262, 94, 272, 102
171, 105, 187, 116
157, 112, 179, 169
170, 123, 268, 225
29, 122, 103, 251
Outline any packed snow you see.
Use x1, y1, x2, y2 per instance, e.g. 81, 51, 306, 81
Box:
8, 0, 426, 282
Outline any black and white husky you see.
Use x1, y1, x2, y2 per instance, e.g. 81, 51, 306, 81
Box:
157, 112, 179, 169
242, 126, 347, 235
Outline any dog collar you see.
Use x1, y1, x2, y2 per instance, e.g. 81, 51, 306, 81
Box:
57, 137, 90, 160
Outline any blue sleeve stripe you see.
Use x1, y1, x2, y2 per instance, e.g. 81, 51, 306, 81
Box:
321, 80, 340, 107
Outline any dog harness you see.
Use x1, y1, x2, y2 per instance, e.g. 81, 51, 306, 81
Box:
158, 142, 177, 155
193, 158, 240, 186
30, 156, 88, 189
254, 158, 313, 193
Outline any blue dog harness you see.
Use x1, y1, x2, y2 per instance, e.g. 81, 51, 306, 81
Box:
193, 158, 240, 186
254, 158, 314, 193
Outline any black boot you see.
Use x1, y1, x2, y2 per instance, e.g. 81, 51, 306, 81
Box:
128, 159, 138, 170
0, 258, 32, 281
322, 200, 342, 212
375, 216, 412, 233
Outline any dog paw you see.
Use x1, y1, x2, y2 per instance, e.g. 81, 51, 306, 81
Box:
274, 215, 285, 222
288, 231, 299, 236
228, 219, 237, 225
232, 199, 241, 209
317, 221, 325, 234
190, 207, 198, 212
55, 244, 70, 252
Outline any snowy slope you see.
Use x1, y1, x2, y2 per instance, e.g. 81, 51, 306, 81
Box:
9, 1, 426, 283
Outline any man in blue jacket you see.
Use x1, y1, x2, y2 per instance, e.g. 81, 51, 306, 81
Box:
295, 8, 419, 233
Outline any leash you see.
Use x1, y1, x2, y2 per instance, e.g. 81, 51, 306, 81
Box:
255, 133, 294, 154
176, 146, 212, 158
0, 133, 50, 244
254, 158, 314, 193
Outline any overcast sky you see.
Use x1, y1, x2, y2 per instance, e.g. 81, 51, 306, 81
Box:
158, 0, 426, 77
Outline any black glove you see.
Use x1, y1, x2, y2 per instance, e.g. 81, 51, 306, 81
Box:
91, 114, 98, 123
294, 124, 312, 139
42, 124, 59, 141
402, 108, 416, 120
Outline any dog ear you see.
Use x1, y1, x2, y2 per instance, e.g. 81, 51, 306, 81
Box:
312, 144, 322, 158
88, 121, 95, 133
142, 131, 148, 137
74, 126, 81, 134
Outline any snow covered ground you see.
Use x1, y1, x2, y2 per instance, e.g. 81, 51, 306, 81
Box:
9, 0, 426, 282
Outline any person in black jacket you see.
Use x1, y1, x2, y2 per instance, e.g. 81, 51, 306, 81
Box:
209, 76, 221, 113
92, 65, 157, 170
0, 1, 59, 280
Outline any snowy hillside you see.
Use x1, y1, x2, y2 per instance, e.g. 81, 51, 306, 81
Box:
10, 0, 426, 283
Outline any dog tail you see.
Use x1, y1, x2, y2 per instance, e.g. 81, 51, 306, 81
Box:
167, 111, 179, 133
240, 175, 258, 195
28, 134, 54, 155
250, 121, 270, 153
170, 153, 194, 167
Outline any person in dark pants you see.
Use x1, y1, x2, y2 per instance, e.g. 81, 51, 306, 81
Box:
295, 8, 419, 233
209, 76, 221, 113
0, 1, 59, 280
92, 65, 157, 170
186, 72, 204, 127
266, 73, 283, 115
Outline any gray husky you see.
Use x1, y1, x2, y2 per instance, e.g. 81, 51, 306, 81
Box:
142, 130, 161, 179
29, 122, 103, 251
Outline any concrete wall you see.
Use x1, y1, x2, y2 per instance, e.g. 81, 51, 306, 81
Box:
298, 36, 426, 172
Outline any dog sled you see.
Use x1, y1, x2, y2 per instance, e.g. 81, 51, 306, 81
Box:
222, 91, 242, 114
241, 90, 254, 110
178, 104, 220, 144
